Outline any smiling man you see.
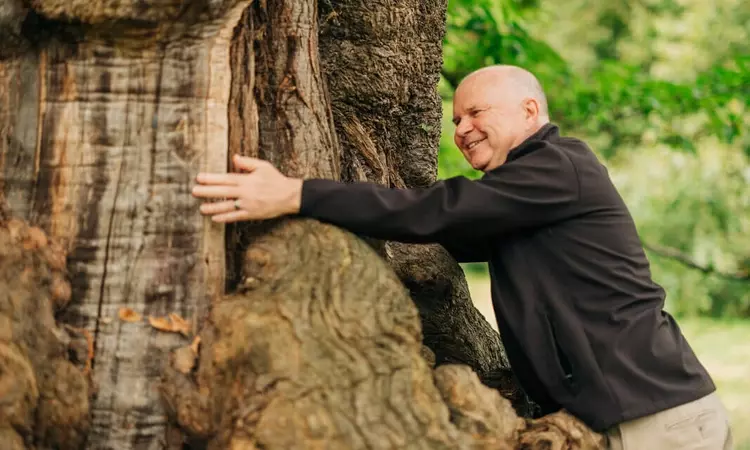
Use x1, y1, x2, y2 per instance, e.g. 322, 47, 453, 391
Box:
453, 65, 550, 171
192, 65, 732, 449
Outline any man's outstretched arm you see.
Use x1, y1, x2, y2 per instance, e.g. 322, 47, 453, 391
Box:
192, 150, 581, 243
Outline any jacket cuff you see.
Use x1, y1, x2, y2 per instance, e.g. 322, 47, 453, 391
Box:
299, 179, 341, 217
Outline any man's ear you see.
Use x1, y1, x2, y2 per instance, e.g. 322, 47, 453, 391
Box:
522, 98, 540, 122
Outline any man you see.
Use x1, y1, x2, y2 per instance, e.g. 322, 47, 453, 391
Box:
192, 65, 733, 449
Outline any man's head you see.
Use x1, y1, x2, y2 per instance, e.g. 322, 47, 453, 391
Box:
452, 65, 550, 171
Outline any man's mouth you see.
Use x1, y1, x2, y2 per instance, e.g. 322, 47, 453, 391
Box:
466, 138, 487, 150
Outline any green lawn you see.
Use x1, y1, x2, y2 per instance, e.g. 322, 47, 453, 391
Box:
463, 273, 750, 448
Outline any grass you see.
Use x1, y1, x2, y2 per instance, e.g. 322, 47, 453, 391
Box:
463, 272, 750, 448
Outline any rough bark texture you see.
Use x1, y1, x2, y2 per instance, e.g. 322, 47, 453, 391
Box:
0, 214, 90, 449
224, 0, 343, 290
318, 0, 443, 188
0, 1, 252, 448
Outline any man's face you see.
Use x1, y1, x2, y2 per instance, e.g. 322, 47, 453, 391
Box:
452, 76, 530, 172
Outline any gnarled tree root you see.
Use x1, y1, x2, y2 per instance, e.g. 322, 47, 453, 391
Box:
0, 214, 90, 449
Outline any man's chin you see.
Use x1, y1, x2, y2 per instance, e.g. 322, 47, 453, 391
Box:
471, 159, 490, 172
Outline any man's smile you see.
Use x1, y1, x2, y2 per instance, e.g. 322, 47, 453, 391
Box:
465, 137, 487, 150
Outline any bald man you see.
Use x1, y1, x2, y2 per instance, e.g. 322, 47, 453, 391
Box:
192, 65, 732, 449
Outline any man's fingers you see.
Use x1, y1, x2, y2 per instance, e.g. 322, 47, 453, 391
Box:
211, 210, 251, 223
191, 185, 239, 199
199, 200, 237, 215
195, 172, 242, 186
233, 154, 266, 172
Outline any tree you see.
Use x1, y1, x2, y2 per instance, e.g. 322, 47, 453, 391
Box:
0, 0, 602, 448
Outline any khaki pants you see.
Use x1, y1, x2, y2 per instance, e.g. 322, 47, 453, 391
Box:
606, 392, 733, 450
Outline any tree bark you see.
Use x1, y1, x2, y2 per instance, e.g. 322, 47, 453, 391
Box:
0, 0, 601, 448
0, 1, 252, 447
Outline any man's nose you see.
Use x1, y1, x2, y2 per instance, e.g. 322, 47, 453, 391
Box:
455, 119, 473, 137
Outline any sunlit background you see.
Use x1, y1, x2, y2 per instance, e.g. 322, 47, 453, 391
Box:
437, 0, 750, 447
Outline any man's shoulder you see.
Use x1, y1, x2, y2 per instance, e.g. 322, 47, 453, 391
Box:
549, 132, 597, 156
547, 133, 608, 174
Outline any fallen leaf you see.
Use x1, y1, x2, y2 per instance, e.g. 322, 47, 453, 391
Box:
148, 313, 193, 337
168, 313, 191, 337
148, 315, 174, 332
118, 308, 142, 323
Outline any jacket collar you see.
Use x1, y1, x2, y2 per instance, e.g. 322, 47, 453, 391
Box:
504, 122, 559, 164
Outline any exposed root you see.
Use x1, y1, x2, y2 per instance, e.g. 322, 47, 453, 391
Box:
519, 411, 606, 450
0, 214, 91, 449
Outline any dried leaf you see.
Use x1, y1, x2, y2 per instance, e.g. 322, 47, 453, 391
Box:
168, 313, 191, 337
118, 308, 142, 323
148, 315, 174, 332
148, 313, 193, 337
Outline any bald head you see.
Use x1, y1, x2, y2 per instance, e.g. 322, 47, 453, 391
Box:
458, 65, 549, 120
451, 65, 551, 171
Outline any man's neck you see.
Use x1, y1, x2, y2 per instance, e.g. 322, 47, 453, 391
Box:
483, 120, 550, 171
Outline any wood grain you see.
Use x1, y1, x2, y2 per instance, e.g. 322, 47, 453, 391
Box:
0, 2, 252, 448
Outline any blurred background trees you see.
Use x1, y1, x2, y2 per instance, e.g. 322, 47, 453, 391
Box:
438, 0, 750, 319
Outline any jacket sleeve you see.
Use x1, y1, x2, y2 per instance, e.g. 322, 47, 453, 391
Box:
298, 145, 581, 244
440, 238, 492, 263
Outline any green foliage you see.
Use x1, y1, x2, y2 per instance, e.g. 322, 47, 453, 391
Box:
612, 140, 750, 317
440, 0, 750, 318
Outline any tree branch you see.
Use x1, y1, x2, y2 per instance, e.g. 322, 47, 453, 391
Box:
642, 242, 750, 282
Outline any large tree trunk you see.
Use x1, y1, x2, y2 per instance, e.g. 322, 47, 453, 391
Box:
0, 0, 602, 448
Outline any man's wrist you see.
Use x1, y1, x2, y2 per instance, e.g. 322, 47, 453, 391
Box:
286, 178, 304, 215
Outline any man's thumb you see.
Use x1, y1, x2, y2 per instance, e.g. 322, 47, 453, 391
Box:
233, 154, 264, 172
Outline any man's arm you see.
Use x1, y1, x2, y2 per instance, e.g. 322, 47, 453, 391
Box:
298, 144, 581, 243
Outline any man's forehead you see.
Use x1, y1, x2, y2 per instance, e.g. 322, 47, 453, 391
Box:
453, 82, 503, 112
452, 98, 489, 115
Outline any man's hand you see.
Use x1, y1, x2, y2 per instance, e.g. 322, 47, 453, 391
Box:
192, 155, 303, 223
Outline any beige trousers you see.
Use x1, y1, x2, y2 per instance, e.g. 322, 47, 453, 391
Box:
605, 392, 733, 450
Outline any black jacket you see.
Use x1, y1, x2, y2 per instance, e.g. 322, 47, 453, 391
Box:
298, 123, 715, 431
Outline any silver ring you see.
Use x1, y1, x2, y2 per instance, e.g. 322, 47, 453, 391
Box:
233, 199, 241, 210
